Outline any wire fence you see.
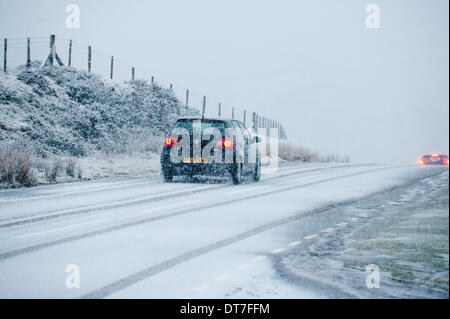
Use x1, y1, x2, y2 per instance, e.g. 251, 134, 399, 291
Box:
1, 35, 287, 139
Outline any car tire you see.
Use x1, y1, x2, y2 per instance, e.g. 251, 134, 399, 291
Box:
162, 168, 173, 182
186, 173, 195, 183
232, 163, 242, 185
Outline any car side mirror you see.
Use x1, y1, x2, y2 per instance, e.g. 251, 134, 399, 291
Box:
253, 136, 261, 143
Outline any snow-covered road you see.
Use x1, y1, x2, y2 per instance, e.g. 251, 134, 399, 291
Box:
0, 162, 445, 298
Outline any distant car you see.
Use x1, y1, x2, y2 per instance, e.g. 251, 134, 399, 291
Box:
418, 154, 449, 166
161, 117, 262, 184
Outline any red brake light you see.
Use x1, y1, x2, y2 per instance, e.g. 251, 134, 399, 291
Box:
418, 159, 425, 165
216, 138, 234, 149
446, 159, 449, 166
165, 136, 178, 146
431, 154, 440, 157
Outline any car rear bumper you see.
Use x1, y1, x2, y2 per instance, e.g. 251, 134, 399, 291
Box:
162, 162, 235, 176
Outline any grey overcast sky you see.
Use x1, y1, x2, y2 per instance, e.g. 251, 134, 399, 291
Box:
0, 0, 448, 163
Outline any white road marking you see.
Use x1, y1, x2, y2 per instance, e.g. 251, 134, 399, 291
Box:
289, 241, 302, 247
137, 200, 200, 213
303, 234, 318, 240
335, 222, 348, 227
253, 255, 267, 262
194, 283, 212, 292
359, 213, 369, 218
11, 218, 108, 239
321, 228, 334, 233
215, 273, 232, 281
350, 218, 359, 222
271, 248, 286, 254
236, 263, 251, 271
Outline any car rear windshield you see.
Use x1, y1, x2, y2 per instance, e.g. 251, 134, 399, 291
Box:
173, 119, 228, 135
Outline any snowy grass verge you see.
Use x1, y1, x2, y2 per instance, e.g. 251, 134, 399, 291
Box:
344, 188, 449, 293
76, 151, 160, 180
280, 170, 449, 298
0, 142, 161, 188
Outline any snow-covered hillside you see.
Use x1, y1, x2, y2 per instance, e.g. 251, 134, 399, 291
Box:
0, 63, 199, 187
0, 62, 198, 157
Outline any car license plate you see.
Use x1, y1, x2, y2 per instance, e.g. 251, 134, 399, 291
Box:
183, 157, 208, 164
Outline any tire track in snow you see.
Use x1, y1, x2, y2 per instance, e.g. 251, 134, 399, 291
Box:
0, 165, 405, 265
0, 163, 373, 229
0, 179, 160, 204
81, 176, 415, 299
0, 162, 333, 203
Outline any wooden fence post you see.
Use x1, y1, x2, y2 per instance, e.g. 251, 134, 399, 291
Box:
202, 96, 206, 119
48, 35, 55, 65
232, 107, 234, 119
88, 45, 91, 72
26, 38, 31, 67
131, 67, 135, 81
263, 117, 266, 135
252, 112, 256, 131
3, 38, 6, 72
44, 35, 63, 66
260, 116, 263, 134
185, 89, 189, 107
256, 114, 259, 134
110, 56, 114, 79
68, 40, 72, 67
243, 110, 246, 125
218, 103, 221, 117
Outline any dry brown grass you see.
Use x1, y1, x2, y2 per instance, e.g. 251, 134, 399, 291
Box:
0, 143, 37, 187
278, 141, 349, 163
44, 157, 82, 183
278, 141, 319, 162
0, 142, 84, 187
